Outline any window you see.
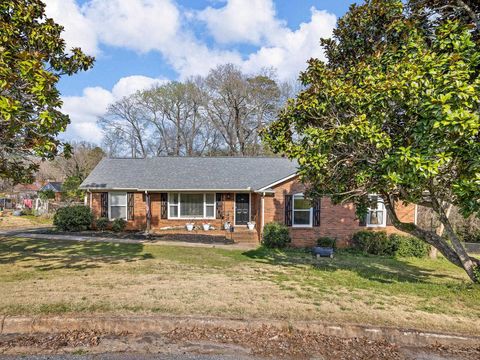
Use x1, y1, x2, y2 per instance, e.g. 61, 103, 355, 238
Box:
109, 192, 127, 220
292, 193, 313, 227
205, 193, 215, 218
168, 193, 216, 219
169, 193, 179, 218
366, 195, 386, 227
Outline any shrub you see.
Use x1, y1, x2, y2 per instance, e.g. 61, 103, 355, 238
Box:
262, 222, 291, 248
352, 231, 429, 258
96, 217, 110, 231
460, 231, 480, 243
21, 208, 33, 216
352, 231, 394, 255
389, 234, 429, 258
111, 218, 127, 232
317, 236, 336, 248
53, 205, 93, 232
38, 189, 55, 200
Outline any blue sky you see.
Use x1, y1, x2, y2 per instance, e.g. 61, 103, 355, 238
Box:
43, 0, 356, 143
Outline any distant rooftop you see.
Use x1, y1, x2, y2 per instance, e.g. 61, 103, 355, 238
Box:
80, 156, 298, 191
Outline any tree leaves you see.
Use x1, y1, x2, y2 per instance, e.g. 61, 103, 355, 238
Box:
0, 0, 94, 184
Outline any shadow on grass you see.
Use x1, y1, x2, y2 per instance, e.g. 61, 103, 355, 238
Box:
0, 237, 153, 271
243, 246, 455, 284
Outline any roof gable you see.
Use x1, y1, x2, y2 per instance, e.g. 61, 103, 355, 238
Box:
80, 157, 298, 191
40, 182, 62, 192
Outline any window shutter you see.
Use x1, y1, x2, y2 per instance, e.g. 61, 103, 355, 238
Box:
216, 193, 224, 219
100, 192, 108, 218
313, 198, 321, 227
127, 193, 134, 221
160, 193, 168, 219
285, 194, 292, 227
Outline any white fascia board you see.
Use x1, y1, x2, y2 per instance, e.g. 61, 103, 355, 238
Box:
85, 188, 253, 192
257, 173, 298, 192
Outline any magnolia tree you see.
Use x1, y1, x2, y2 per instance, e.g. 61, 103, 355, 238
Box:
263, 0, 480, 282
0, 0, 94, 183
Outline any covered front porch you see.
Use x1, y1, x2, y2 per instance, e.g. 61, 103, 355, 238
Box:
89, 190, 262, 245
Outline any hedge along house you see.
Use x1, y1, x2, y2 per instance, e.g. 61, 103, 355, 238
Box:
80, 157, 416, 247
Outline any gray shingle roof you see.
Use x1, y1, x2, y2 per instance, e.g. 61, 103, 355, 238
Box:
41, 182, 62, 192
80, 157, 298, 191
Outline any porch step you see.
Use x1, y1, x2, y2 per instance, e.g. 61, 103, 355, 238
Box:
229, 230, 258, 244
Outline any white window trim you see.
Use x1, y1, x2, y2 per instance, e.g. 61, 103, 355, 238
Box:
168, 192, 216, 220
366, 195, 387, 228
292, 193, 313, 228
108, 192, 127, 220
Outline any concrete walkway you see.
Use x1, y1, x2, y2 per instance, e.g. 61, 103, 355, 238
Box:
0, 228, 257, 250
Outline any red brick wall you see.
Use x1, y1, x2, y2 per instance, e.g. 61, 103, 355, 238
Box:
90, 191, 236, 231
263, 177, 416, 248
89, 182, 416, 248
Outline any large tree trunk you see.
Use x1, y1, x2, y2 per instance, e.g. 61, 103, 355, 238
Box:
430, 203, 453, 259
383, 195, 479, 283
431, 198, 479, 282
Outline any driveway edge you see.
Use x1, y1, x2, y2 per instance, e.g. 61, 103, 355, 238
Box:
0, 315, 477, 348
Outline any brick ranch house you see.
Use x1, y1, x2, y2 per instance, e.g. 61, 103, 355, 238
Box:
80, 157, 416, 247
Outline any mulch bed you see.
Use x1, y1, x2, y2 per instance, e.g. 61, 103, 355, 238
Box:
32, 228, 234, 244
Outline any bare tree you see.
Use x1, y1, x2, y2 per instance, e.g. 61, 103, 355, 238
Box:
51, 142, 105, 181
205, 64, 255, 155
98, 94, 150, 158
97, 64, 285, 157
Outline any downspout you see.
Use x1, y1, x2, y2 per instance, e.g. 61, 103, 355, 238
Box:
145, 190, 151, 235
261, 192, 265, 232
88, 190, 92, 209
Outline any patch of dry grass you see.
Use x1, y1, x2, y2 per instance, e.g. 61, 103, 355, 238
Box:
0, 213, 52, 229
0, 237, 478, 335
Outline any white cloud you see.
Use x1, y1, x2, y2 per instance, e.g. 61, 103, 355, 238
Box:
197, 0, 286, 45
111, 75, 168, 98
43, 0, 99, 55
83, 0, 180, 53
196, 1, 336, 79
45, 0, 337, 81
242, 8, 337, 79
61, 76, 168, 143
49, 0, 338, 143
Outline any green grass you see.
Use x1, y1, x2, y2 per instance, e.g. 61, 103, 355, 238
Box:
0, 237, 479, 334
23, 215, 53, 225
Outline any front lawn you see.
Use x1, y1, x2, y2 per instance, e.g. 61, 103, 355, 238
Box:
0, 237, 478, 334
0, 213, 52, 229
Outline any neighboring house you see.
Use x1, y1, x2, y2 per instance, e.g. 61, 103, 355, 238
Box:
11, 182, 42, 208
40, 181, 63, 201
80, 157, 416, 247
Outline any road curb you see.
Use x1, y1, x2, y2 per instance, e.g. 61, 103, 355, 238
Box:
0, 315, 478, 348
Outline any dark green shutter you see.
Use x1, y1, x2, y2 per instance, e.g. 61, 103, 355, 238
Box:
216, 193, 224, 219
160, 193, 168, 219
127, 193, 134, 221
100, 192, 108, 218
285, 195, 293, 227
359, 214, 367, 226
313, 198, 321, 227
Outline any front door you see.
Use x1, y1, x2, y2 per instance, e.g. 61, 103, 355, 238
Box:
235, 193, 250, 225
